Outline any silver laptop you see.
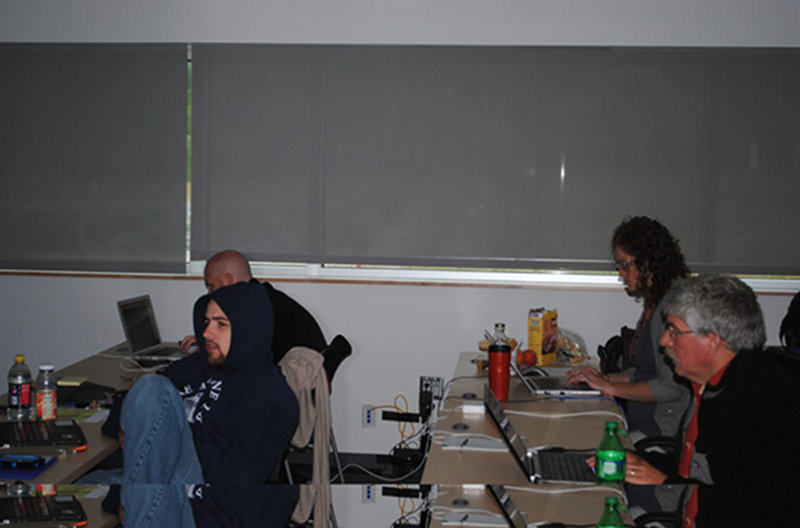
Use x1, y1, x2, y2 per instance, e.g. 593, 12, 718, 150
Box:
117, 295, 183, 364
511, 361, 601, 397
483, 384, 596, 485
487, 485, 528, 528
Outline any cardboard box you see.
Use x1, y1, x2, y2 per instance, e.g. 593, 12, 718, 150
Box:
528, 308, 558, 365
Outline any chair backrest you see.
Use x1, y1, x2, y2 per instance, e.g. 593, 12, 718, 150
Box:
321, 335, 352, 392
278, 347, 331, 528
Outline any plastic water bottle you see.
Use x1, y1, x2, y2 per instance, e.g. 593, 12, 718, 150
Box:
493, 322, 508, 344
35, 365, 57, 421
7, 355, 33, 420
595, 421, 626, 484
595, 496, 626, 528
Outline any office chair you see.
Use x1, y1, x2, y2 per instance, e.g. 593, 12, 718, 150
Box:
321, 335, 352, 393
632, 484, 691, 528
279, 337, 352, 528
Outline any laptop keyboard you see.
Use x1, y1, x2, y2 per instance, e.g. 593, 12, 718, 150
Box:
529, 377, 565, 390
0, 420, 86, 450
537, 451, 595, 482
0, 421, 53, 446
0, 495, 86, 525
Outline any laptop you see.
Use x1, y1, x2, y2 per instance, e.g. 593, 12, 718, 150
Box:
0, 419, 88, 454
487, 485, 527, 528
483, 384, 596, 484
0, 494, 87, 527
117, 294, 183, 365
511, 361, 601, 397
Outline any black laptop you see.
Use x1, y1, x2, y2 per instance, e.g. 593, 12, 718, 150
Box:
0, 419, 87, 454
483, 384, 596, 484
0, 494, 87, 527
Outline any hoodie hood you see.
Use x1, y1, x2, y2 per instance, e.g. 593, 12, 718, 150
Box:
192, 281, 275, 375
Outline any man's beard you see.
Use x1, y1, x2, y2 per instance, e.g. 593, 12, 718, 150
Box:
206, 342, 226, 367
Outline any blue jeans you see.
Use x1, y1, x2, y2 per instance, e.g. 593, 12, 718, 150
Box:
120, 374, 203, 527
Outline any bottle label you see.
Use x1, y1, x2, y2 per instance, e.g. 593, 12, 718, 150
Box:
8, 383, 31, 408
596, 458, 625, 482
36, 392, 57, 420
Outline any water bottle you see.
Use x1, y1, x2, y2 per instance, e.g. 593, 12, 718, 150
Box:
595, 421, 626, 484
493, 322, 508, 344
595, 496, 626, 528
35, 364, 57, 421
7, 355, 33, 420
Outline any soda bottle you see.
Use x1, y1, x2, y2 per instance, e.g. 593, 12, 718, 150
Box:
7, 355, 33, 420
595, 421, 626, 484
35, 365, 57, 421
595, 496, 625, 528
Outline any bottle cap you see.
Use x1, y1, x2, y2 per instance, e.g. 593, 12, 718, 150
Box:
605, 421, 618, 430
14, 354, 25, 362
605, 497, 619, 505
38, 364, 55, 371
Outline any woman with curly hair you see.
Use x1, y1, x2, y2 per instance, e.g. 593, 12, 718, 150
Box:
568, 216, 691, 440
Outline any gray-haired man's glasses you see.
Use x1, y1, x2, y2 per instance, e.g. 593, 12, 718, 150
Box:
665, 322, 694, 340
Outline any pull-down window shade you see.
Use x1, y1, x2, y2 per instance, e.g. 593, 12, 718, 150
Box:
0, 44, 187, 273
191, 46, 800, 274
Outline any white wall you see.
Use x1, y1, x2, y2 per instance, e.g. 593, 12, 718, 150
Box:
1, 0, 799, 47
0, 272, 792, 454
0, 272, 793, 526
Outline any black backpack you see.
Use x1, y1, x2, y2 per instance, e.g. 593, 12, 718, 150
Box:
597, 326, 636, 374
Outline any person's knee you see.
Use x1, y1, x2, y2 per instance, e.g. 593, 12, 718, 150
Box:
126, 375, 173, 404
121, 375, 177, 430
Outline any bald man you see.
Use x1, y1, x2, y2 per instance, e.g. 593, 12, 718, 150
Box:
180, 250, 327, 364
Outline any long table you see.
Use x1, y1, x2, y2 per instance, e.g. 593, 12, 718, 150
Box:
1, 343, 155, 527
427, 484, 631, 527
421, 352, 628, 485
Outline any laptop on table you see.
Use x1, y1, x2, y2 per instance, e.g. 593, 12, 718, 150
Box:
0, 419, 88, 454
511, 361, 601, 397
483, 384, 596, 485
0, 494, 87, 527
117, 295, 183, 366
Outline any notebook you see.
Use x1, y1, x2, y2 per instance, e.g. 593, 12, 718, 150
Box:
117, 294, 183, 365
483, 384, 596, 484
0, 420, 88, 454
511, 361, 601, 397
0, 495, 87, 527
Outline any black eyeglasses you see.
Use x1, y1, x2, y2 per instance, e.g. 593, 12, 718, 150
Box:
614, 258, 635, 271
665, 322, 694, 339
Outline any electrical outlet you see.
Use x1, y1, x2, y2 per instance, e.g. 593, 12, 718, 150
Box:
362, 404, 376, 428
362, 484, 376, 503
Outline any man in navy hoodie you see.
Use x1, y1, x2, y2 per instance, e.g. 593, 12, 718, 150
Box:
119, 281, 299, 527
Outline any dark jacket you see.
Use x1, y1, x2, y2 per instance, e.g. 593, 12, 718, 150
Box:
251, 278, 327, 363
166, 281, 299, 484
656, 348, 800, 526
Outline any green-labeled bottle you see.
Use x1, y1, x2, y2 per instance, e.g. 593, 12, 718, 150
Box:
595, 496, 625, 528
595, 421, 626, 484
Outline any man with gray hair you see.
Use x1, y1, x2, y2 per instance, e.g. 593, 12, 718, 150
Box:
624, 274, 800, 526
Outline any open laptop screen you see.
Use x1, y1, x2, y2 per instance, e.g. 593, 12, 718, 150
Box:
484, 384, 532, 477
118, 295, 161, 353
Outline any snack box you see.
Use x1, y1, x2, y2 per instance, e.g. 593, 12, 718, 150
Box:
528, 308, 558, 365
